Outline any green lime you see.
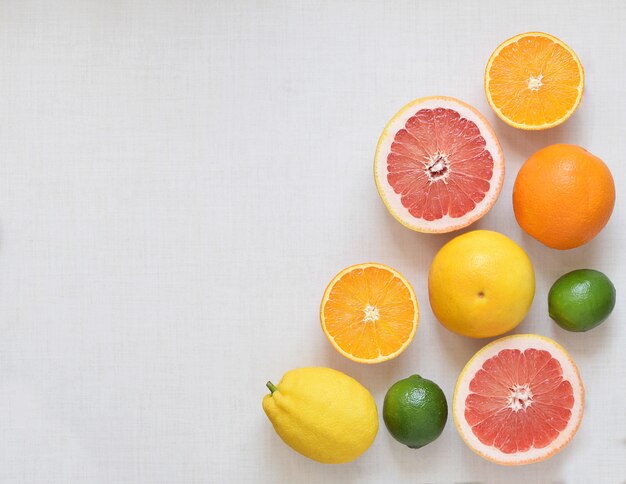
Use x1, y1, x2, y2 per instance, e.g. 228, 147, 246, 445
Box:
382, 374, 448, 449
548, 269, 616, 332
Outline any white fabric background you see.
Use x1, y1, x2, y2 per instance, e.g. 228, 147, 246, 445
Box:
0, 1, 624, 482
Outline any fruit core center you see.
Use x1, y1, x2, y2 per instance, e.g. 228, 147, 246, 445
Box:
362, 304, 380, 322
527, 73, 543, 91
426, 152, 449, 182
507, 384, 533, 412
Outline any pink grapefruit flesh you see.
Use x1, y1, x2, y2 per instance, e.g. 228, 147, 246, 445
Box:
453, 334, 584, 465
374, 96, 504, 233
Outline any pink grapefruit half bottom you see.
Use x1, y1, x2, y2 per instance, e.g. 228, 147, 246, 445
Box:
453, 334, 584, 465
374, 96, 504, 233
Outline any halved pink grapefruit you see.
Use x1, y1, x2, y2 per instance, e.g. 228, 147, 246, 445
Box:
374, 96, 504, 233
453, 334, 584, 465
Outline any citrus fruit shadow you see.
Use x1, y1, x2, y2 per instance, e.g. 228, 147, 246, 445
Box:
260, 427, 366, 480
454, 434, 570, 475
432, 320, 486, 368
384, 423, 453, 473
320, 331, 408, 398
503, 230, 614, 355
548, 312, 613, 356
516, 229, 601, 283
492, 111, 584, 162
385, 414, 573, 476
378, 201, 459, 266
453, 429, 574, 473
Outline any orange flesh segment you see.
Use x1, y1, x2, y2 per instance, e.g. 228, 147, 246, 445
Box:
488, 35, 582, 127
464, 348, 574, 454
323, 266, 416, 360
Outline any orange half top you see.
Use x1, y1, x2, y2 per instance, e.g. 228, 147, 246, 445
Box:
320, 263, 419, 364
485, 32, 584, 130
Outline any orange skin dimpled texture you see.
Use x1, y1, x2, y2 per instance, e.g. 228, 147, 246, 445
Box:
513, 144, 615, 250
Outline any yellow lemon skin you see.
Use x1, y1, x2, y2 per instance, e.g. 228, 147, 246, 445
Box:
428, 230, 535, 338
262, 367, 378, 464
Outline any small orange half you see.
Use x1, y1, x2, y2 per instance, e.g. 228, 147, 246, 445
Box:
485, 32, 584, 130
320, 263, 419, 364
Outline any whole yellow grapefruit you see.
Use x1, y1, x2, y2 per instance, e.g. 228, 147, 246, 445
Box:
428, 230, 535, 338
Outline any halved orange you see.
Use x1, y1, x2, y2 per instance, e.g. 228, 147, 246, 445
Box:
485, 32, 584, 130
320, 263, 419, 364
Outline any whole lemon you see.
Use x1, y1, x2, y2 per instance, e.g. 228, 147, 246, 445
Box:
262, 367, 378, 463
428, 230, 535, 338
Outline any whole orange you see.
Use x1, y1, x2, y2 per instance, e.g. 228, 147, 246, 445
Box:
513, 144, 615, 250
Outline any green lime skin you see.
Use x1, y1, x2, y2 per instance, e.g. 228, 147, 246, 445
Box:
382, 375, 448, 449
548, 269, 616, 332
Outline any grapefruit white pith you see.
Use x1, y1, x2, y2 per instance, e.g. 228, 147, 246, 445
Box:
453, 334, 584, 465
374, 96, 504, 233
